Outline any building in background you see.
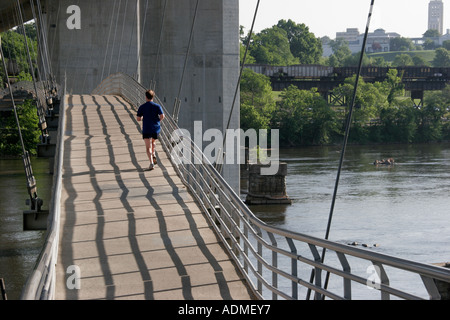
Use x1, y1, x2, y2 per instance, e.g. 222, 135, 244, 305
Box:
428, 0, 444, 35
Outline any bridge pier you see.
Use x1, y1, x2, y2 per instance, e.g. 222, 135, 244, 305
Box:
44, 0, 241, 192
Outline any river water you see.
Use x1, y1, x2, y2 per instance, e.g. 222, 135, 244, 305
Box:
248, 142, 450, 299
0, 158, 51, 300
1, 143, 449, 300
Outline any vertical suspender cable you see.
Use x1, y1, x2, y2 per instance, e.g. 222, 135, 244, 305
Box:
101, 0, 117, 82
116, 0, 129, 73
36, 0, 56, 91
173, 0, 200, 122
0, 34, 40, 209
0, 38, 27, 156
125, 0, 138, 74
16, 0, 49, 142
149, 0, 168, 90
306, 0, 375, 300
29, 0, 49, 96
108, 0, 121, 76
136, 0, 149, 83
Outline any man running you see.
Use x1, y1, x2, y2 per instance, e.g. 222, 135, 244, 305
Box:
137, 90, 165, 170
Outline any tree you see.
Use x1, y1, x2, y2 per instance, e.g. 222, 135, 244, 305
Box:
1, 26, 37, 80
0, 100, 40, 156
276, 19, 323, 64
392, 54, 414, 67
432, 48, 450, 67
390, 37, 414, 51
249, 26, 298, 65
240, 42, 256, 65
412, 55, 430, 67
273, 86, 337, 146
423, 29, 441, 38
240, 69, 274, 131
443, 40, 450, 51
327, 39, 352, 67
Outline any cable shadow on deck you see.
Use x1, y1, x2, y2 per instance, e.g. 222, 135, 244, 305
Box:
110, 95, 249, 299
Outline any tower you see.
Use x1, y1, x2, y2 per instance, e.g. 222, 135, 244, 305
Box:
428, 0, 444, 34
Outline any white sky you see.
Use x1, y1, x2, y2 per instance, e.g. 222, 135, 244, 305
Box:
239, 0, 450, 39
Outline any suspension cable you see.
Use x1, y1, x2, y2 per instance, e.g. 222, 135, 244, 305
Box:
306, 0, 376, 300
0, 38, 26, 155
149, 0, 168, 90
0, 32, 41, 210
29, 0, 49, 95
135, 0, 149, 82
116, 0, 129, 73
173, 0, 200, 122
108, 0, 122, 76
219, 0, 260, 169
36, 0, 56, 91
16, 0, 49, 143
101, 0, 118, 82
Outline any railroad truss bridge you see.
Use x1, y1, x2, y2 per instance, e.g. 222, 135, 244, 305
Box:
245, 65, 450, 107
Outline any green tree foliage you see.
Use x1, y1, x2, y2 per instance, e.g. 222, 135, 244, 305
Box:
249, 26, 298, 65
432, 48, 450, 67
0, 100, 40, 156
392, 53, 414, 66
276, 19, 323, 64
390, 37, 414, 52
423, 29, 441, 38
240, 69, 275, 131
1, 26, 38, 77
244, 19, 323, 66
273, 86, 338, 146
327, 39, 352, 67
240, 64, 450, 146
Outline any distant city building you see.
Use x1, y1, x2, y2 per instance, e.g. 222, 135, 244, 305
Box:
335, 28, 360, 42
321, 1, 447, 58
322, 28, 400, 57
428, 0, 444, 35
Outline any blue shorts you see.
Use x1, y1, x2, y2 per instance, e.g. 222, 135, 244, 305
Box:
143, 132, 158, 140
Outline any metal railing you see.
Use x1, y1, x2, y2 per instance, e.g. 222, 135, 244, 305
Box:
20, 78, 66, 300
93, 73, 450, 300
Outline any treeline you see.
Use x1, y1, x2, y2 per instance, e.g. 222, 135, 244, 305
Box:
240, 19, 450, 146
0, 24, 40, 157
241, 19, 450, 67
240, 68, 450, 147
0, 23, 38, 86
0, 99, 40, 156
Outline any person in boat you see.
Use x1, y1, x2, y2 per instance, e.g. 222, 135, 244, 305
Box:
373, 158, 395, 165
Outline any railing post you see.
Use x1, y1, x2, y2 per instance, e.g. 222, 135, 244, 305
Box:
308, 244, 322, 300
336, 252, 351, 300
371, 262, 390, 300
286, 238, 298, 299
255, 225, 263, 296
267, 232, 278, 300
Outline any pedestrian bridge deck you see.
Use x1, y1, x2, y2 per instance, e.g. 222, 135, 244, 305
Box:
55, 94, 253, 300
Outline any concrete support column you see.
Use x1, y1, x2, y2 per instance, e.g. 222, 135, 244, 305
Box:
140, 0, 240, 193
45, 0, 240, 192
45, 0, 139, 94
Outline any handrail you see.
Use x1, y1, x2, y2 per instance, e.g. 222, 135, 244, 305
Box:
92, 73, 450, 300
20, 77, 66, 300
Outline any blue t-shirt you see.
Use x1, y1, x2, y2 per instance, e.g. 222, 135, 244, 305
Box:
137, 101, 164, 134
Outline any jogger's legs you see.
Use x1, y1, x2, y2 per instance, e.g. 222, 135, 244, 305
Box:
144, 138, 153, 165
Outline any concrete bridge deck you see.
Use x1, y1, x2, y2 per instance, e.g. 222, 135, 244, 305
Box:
55, 94, 253, 300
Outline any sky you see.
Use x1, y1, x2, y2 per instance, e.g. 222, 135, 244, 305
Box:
239, 0, 450, 39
